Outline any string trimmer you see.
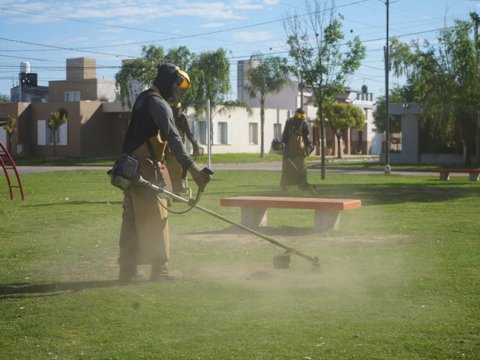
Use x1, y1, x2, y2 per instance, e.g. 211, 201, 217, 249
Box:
108, 154, 320, 270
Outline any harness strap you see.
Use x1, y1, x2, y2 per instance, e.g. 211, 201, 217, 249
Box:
146, 139, 162, 186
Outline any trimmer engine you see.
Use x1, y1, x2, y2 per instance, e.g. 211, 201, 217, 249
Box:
108, 154, 139, 190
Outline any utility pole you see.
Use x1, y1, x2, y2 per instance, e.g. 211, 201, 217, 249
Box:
472, 12, 480, 164
384, 0, 391, 174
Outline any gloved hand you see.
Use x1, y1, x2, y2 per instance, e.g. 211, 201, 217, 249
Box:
188, 163, 212, 191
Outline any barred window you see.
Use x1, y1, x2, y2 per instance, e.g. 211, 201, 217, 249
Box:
217, 122, 228, 144
195, 121, 207, 145
249, 123, 258, 144
273, 123, 282, 138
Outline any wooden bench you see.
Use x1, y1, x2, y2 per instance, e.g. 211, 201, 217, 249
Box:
220, 196, 362, 232
433, 169, 480, 181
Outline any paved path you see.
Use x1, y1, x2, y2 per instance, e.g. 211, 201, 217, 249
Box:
11, 162, 433, 177
14, 166, 111, 174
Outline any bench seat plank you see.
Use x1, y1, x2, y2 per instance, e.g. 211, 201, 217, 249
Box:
220, 196, 362, 231
220, 196, 361, 210
432, 169, 480, 181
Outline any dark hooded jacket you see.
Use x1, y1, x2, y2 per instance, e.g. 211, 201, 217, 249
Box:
122, 64, 193, 170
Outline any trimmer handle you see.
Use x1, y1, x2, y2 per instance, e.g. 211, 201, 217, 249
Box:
202, 167, 214, 176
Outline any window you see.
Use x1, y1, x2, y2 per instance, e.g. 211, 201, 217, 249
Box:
249, 122, 258, 144
37, 120, 68, 146
194, 121, 207, 145
217, 122, 228, 145
0, 126, 6, 145
65, 91, 80, 102
273, 123, 282, 138
47, 128, 61, 145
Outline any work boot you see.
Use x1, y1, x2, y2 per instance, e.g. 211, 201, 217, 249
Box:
118, 265, 137, 285
150, 264, 183, 282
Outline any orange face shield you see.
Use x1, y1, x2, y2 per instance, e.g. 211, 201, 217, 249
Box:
170, 70, 191, 106
177, 70, 190, 90
295, 112, 306, 120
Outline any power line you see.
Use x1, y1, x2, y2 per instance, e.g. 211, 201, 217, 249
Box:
0, 37, 135, 59
0, 0, 369, 53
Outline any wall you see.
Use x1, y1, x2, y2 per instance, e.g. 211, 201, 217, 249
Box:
66, 58, 96, 81
96, 79, 117, 102
385, 103, 420, 164
236, 60, 299, 110
0, 102, 31, 155
81, 103, 128, 157
0, 127, 5, 145
241, 82, 299, 110
49, 79, 98, 102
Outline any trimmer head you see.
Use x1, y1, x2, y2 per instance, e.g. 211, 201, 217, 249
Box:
273, 253, 321, 271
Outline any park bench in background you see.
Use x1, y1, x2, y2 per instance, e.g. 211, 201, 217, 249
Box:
220, 196, 362, 232
433, 169, 480, 181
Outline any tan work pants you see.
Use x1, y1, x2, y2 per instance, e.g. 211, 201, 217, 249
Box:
118, 154, 170, 268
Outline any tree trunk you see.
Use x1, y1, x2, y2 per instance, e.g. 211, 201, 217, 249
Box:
53, 130, 57, 156
336, 133, 343, 159
260, 99, 265, 158
319, 97, 326, 180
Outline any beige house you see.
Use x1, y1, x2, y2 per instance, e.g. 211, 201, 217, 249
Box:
1, 57, 125, 157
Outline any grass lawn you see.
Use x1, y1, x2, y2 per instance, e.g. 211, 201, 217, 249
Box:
0, 167, 479, 359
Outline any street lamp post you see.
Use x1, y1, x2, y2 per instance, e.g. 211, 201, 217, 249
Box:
384, 0, 391, 174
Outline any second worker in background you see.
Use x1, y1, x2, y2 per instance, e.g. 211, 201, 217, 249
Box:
280, 108, 315, 194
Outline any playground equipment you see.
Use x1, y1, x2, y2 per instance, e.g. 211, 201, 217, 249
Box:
0, 141, 25, 200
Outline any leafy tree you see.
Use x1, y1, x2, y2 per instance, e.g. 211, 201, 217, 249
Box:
0, 94, 9, 103
390, 14, 480, 165
3, 115, 17, 152
186, 48, 237, 148
246, 53, 291, 158
325, 102, 365, 158
284, 0, 366, 179
164, 46, 195, 72
115, 45, 165, 108
187, 48, 230, 112
115, 46, 231, 114
48, 107, 68, 156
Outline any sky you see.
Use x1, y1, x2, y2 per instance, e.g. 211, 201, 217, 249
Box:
1, 0, 480, 102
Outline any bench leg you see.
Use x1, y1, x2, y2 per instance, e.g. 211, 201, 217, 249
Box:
439, 173, 450, 181
314, 210, 340, 231
240, 207, 267, 228
469, 173, 480, 181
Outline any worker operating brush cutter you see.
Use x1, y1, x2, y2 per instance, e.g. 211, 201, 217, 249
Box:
111, 63, 212, 284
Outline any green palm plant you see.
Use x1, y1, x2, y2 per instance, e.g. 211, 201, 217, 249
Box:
48, 107, 68, 156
